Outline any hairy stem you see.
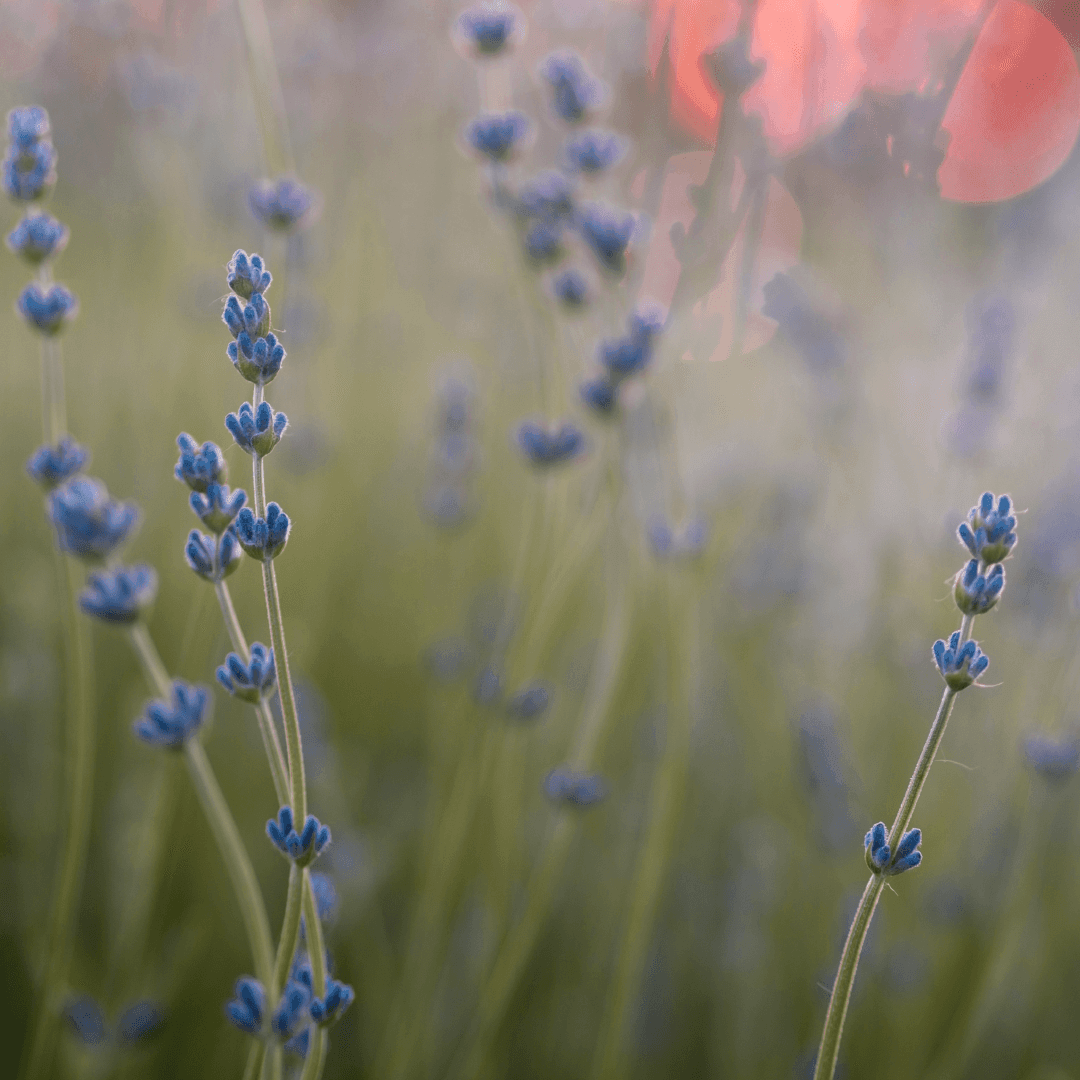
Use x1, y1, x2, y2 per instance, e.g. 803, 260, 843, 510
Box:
300, 870, 330, 1080
252, 448, 306, 818
272, 864, 304, 997
126, 624, 275, 988
813, 613, 973, 1080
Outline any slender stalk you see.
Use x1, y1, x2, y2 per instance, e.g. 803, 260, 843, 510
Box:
450, 534, 633, 1078
242, 1039, 266, 1080
19, 560, 94, 1080
813, 614, 973, 1080
126, 624, 275, 989
590, 572, 695, 1080
215, 579, 290, 805
236, 0, 295, 176
251, 442, 306, 817
300, 870, 330, 1080
272, 863, 304, 996
261, 558, 305, 818
184, 739, 275, 989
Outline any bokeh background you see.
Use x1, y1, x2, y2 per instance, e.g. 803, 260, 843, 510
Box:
4, 1, 1080, 1078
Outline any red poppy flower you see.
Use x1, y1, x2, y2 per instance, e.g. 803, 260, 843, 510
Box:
648, 0, 1080, 202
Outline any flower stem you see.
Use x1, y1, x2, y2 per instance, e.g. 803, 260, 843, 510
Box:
242, 1039, 266, 1080
126, 624, 275, 989
184, 739, 276, 989
272, 863, 303, 997
215, 579, 290, 805
590, 570, 695, 1080
813, 612, 973, 1080
252, 449, 306, 819
236, 0, 295, 176
18, 558, 94, 1080
300, 870, 329, 1080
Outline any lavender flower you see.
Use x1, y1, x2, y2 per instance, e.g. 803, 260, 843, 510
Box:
16, 282, 78, 335
465, 111, 531, 163
266, 806, 331, 867
26, 437, 89, 490
248, 176, 318, 231
79, 565, 158, 625
226, 400, 289, 457
133, 681, 210, 749
48, 478, 140, 561
216, 643, 276, 703
540, 51, 604, 124
7, 212, 68, 264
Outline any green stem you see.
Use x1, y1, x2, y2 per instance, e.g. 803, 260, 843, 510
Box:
18, 559, 94, 1080
215, 580, 290, 805
299, 1030, 328, 1080
252, 449, 305, 818
272, 864, 304, 997
299, 870, 330, 1080
452, 537, 633, 1077
126, 624, 275, 989
236, 0, 295, 176
590, 573, 694, 1080
185, 739, 276, 989
813, 613, 973, 1080
242, 1039, 266, 1080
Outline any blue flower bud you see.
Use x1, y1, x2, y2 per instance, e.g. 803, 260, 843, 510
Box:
575, 202, 636, 273
225, 976, 265, 1035
507, 681, 549, 720
79, 564, 157, 625
26, 437, 89, 490
628, 300, 666, 341
228, 330, 286, 386
248, 176, 318, 231
957, 492, 1016, 564
227, 249, 272, 299
702, 37, 765, 97
16, 282, 77, 335
63, 996, 106, 1046
2, 140, 56, 201
516, 419, 585, 466
543, 766, 606, 807
1023, 734, 1080, 779
465, 111, 531, 162
598, 332, 651, 380
455, 3, 520, 58
579, 376, 617, 414
235, 503, 291, 561
284, 1027, 310, 1057
216, 642, 276, 703
953, 559, 1005, 615
647, 517, 708, 559
540, 51, 604, 123
7, 211, 68, 264
266, 805, 331, 867
174, 434, 227, 492
49, 477, 140, 561
551, 267, 590, 308
932, 631, 989, 691
185, 527, 242, 583
190, 483, 246, 534
517, 170, 576, 221
309, 978, 354, 1028
225, 400, 289, 457
116, 1001, 165, 1044
273, 984, 312, 1040
864, 821, 890, 872
563, 129, 627, 174
133, 680, 210, 749
523, 217, 562, 263
223, 292, 270, 339
885, 828, 922, 876
7, 105, 50, 149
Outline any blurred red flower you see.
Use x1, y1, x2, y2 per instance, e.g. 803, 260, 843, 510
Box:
648, 0, 1080, 202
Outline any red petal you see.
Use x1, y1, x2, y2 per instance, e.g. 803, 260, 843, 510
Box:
939, 0, 1080, 202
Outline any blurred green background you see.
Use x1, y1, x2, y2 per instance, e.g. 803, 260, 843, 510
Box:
4, 1, 1080, 1078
